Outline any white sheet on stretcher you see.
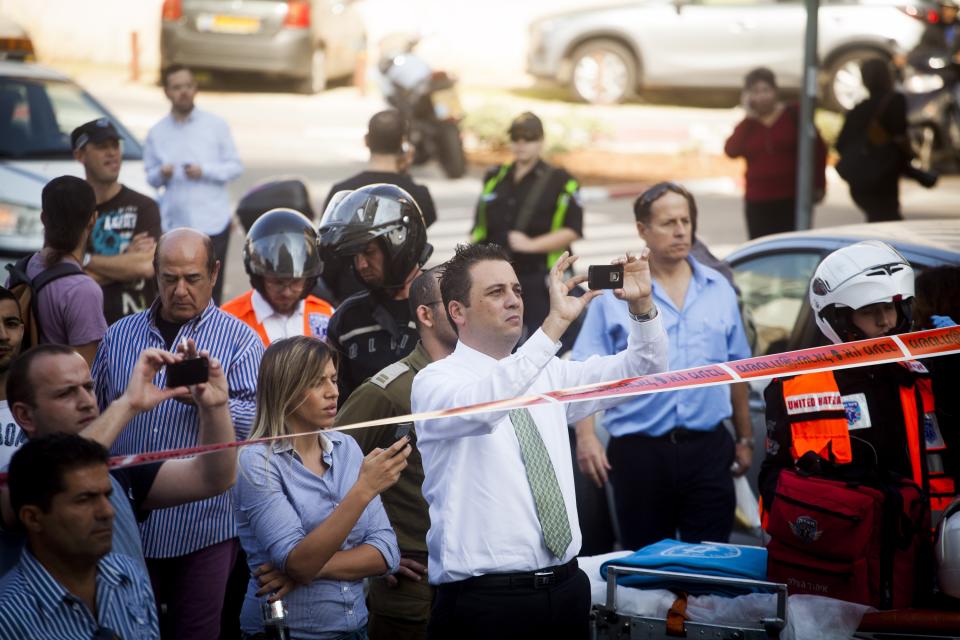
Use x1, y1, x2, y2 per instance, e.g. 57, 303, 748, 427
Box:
581, 551, 873, 640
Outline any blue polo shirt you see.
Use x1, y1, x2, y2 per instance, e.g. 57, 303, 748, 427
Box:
572, 257, 750, 437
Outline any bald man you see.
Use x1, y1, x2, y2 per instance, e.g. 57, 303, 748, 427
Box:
91, 228, 263, 640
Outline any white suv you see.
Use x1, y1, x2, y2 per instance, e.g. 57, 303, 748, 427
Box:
0, 61, 153, 261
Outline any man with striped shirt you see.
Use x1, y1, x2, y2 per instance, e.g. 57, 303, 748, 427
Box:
92, 228, 263, 640
0, 434, 160, 640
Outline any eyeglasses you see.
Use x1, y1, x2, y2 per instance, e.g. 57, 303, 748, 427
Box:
420, 300, 444, 308
510, 134, 541, 143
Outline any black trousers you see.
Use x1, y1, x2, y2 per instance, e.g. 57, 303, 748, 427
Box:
744, 198, 797, 239
608, 426, 736, 551
428, 566, 591, 640
851, 188, 902, 223
210, 224, 231, 305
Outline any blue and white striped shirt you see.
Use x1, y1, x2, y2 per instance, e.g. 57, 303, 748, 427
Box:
0, 549, 159, 640
92, 299, 263, 558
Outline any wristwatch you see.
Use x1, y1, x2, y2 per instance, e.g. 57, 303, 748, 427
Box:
737, 436, 755, 449
627, 305, 658, 323
82, 252, 92, 267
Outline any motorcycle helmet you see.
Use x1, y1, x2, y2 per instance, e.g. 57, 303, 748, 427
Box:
936, 497, 960, 599
809, 240, 914, 344
318, 183, 432, 290
243, 207, 323, 299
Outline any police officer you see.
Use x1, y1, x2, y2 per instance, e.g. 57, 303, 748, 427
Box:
221, 208, 334, 345
760, 241, 957, 531
320, 183, 432, 401
471, 112, 583, 343
333, 266, 456, 640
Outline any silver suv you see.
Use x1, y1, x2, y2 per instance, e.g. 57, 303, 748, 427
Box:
527, 0, 933, 111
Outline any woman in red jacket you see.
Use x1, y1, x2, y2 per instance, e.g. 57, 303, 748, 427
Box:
724, 67, 827, 239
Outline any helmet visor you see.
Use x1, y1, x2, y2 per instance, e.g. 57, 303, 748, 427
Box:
246, 228, 323, 278
319, 189, 408, 230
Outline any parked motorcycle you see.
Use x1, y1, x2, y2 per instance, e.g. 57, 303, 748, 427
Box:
378, 35, 467, 179
903, 52, 960, 172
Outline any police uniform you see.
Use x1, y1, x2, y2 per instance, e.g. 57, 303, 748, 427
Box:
759, 362, 956, 526
327, 289, 419, 403
471, 159, 583, 338
334, 342, 433, 640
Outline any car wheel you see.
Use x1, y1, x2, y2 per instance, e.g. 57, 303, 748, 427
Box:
825, 49, 886, 112
569, 39, 636, 105
296, 49, 327, 95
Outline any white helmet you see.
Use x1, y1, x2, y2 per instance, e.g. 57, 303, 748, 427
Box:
936, 498, 960, 599
809, 240, 915, 344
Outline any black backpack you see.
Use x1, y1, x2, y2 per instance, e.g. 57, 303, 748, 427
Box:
5, 254, 84, 349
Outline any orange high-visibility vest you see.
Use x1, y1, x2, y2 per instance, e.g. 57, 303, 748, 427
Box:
221, 290, 334, 346
779, 364, 955, 526
782, 371, 853, 464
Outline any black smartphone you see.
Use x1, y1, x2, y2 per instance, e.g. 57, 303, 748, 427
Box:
166, 357, 209, 388
393, 423, 412, 443
588, 265, 625, 290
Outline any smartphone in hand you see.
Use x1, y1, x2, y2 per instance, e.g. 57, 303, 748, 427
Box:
166, 357, 210, 387
588, 265, 625, 290
393, 423, 412, 444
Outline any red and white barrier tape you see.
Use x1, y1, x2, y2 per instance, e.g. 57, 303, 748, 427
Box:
4, 326, 960, 482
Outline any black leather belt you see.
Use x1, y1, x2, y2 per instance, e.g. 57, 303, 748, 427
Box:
625, 424, 723, 445
445, 559, 579, 591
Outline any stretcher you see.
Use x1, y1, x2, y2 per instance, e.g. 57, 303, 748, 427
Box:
591, 564, 788, 640
589, 561, 960, 640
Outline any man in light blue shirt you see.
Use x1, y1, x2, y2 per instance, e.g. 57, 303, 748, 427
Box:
572, 182, 753, 550
144, 64, 243, 303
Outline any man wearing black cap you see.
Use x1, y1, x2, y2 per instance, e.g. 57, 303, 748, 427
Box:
72, 118, 162, 325
471, 112, 584, 345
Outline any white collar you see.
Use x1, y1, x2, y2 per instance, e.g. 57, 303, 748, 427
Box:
251, 289, 304, 325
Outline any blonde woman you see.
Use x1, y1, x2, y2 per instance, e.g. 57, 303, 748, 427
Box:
234, 336, 409, 640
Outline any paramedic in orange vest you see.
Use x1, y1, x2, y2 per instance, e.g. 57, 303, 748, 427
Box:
221, 208, 334, 345
759, 240, 956, 527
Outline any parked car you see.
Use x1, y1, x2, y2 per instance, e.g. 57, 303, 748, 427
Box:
160, 0, 366, 94
526, 0, 937, 111
0, 17, 35, 62
724, 219, 960, 498
0, 61, 151, 262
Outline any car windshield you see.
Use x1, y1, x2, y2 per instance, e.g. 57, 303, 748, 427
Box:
0, 76, 142, 160
732, 251, 823, 356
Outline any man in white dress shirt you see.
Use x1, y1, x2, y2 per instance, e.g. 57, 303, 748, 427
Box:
411, 243, 668, 639
144, 64, 243, 304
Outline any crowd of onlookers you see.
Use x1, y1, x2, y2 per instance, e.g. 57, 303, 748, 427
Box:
0, 34, 958, 639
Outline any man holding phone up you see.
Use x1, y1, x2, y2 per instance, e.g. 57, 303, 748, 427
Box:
572, 182, 753, 551
92, 228, 263, 640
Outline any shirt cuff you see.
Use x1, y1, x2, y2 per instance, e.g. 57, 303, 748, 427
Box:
365, 537, 401, 575
628, 308, 665, 343
524, 328, 563, 365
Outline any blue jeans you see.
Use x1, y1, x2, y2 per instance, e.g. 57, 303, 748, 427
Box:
240, 626, 368, 640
